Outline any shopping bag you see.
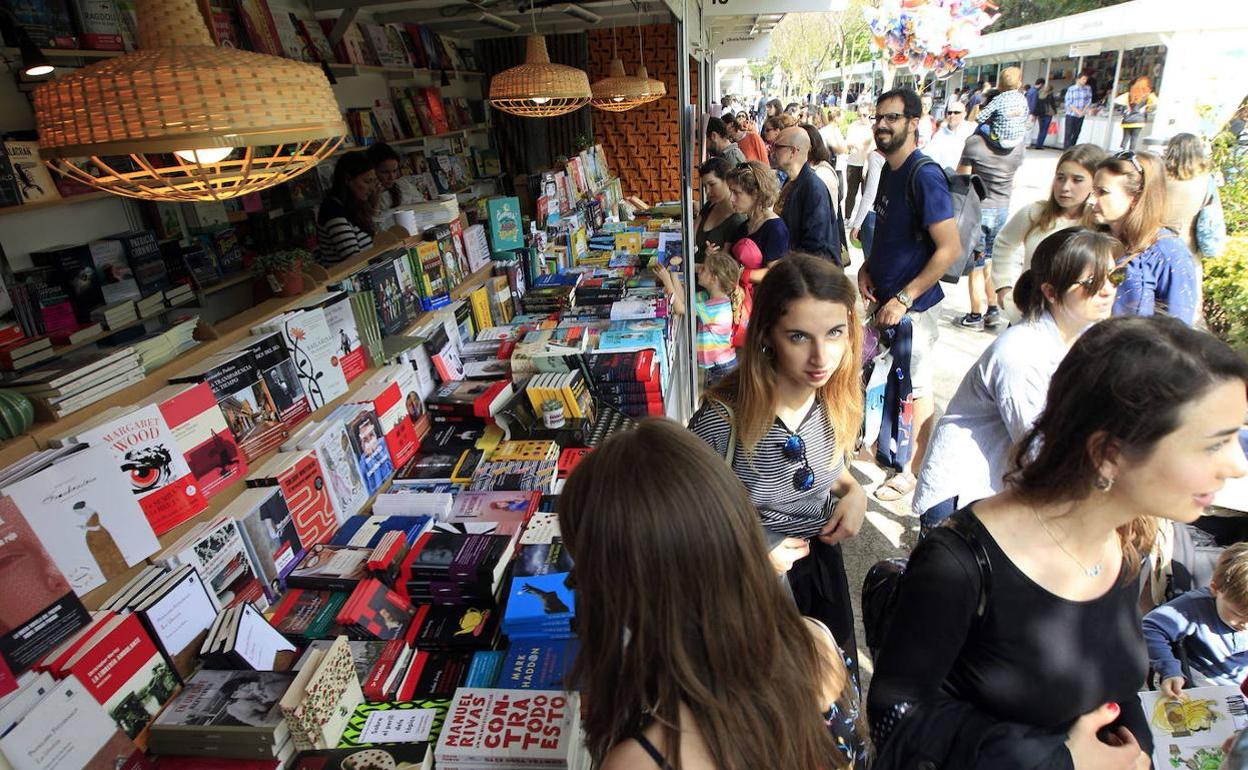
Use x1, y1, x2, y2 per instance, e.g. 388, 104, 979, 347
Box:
875, 317, 915, 473
862, 343, 891, 449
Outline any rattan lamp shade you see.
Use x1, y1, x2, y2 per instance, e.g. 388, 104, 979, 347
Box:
31, 0, 345, 202
635, 65, 667, 103
590, 57, 649, 112
488, 35, 591, 118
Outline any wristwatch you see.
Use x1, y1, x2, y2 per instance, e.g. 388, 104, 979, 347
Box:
895, 290, 914, 310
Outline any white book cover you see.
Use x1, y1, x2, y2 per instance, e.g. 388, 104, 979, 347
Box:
0, 677, 135, 770
68, 403, 206, 537
257, 308, 350, 411
156, 516, 267, 611
232, 603, 296, 670
322, 294, 367, 383
435, 689, 578, 765
302, 418, 370, 522
2, 445, 159, 596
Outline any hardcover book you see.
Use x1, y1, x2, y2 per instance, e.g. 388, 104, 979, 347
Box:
65, 404, 207, 536
434, 689, 579, 767
0, 496, 91, 675
1, 444, 159, 596
486, 197, 523, 252
0, 677, 146, 770
246, 450, 339, 547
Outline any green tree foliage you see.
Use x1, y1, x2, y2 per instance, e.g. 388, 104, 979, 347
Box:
765, 3, 874, 98
991, 0, 1131, 31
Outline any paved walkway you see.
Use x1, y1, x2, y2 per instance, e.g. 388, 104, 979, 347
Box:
843, 147, 1061, 686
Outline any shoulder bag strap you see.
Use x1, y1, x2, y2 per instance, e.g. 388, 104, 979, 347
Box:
944, 509, 993, 620
711, 398, 738, 466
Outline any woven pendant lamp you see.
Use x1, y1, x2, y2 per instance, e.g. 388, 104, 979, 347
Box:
31, 0, 345, 202
489, 34, 591, 118
590, 28, 647, 112
632, 18, 666, 103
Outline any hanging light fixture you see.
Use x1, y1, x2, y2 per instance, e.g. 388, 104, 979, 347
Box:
590, 27, 648, 112
31, 0, 345, 202
632, 11, 666, 103
488, 0, 591, 118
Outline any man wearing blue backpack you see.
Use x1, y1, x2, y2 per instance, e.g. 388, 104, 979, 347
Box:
859, 88, 962, 502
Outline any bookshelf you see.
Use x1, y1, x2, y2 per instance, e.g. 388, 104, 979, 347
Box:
0, 191, 119, 218
48, 295, 199, 357
0, 46, 123, 61
327, 125, 491, 160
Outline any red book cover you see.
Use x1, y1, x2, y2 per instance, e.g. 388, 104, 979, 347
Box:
0, 496, 92, 676
557, 448, 590, 480
42, 613, 113, 675
366, 381, 418, 469
66, 614, 178, 750
233, 0, 283, 55
257, 451, 338, 547
402, 24, 429, 68
421, 88, 450, 135
361, 639, 407, 701
71, 404, 208, 535
367, 531, 404, 572
337, 579, 415, 641
155, 382, 247, 500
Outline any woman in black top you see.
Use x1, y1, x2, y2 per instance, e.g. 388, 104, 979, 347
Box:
869, 315, 1248, 770
693, 157, 745, 263
315, 151, 378, 265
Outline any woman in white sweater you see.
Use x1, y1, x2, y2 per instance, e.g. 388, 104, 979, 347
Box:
848, 149, 885, 259
990, 144, 1106, 320
913, 227, 1124, 531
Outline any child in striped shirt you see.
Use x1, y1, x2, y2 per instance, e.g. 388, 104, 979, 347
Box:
695, 250, 741, 386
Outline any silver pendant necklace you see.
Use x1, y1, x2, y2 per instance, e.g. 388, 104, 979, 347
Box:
1033, 508, 1103, 578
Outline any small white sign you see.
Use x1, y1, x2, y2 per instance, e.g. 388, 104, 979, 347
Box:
359, 708, 437, 744
1069, 41, 1103, 57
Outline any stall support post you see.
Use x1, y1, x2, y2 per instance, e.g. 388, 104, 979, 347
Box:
1106, 48, 1125, 149
1044, 58, 1052, 84
676, 12, 698, 422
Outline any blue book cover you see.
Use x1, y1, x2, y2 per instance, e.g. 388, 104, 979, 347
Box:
346, 407, 396, 496
499, 639, 578, 690
503, 572, 575, 629
465, 650, 505, 687
331, 514, 434, 548
487, 197, 524, 252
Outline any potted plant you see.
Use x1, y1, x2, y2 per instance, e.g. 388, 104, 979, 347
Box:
255, 248, 311, 297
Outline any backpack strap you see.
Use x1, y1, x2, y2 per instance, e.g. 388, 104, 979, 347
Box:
709, 398, 738, 466
903, 156, 941, 245
942, 508, 993, 620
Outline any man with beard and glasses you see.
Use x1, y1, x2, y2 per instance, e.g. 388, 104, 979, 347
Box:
859, 88, 962, 503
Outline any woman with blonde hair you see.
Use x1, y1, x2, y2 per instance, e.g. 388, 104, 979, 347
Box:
561, 419, 868, 769
1116, 76, 1156, 151
991, 143, 1107, 320
1163, 132, 1216, 255
1091, 150, 1199, 323
689, 253, 867, 674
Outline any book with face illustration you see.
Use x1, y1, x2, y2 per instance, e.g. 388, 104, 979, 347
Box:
1, 444, 159, 597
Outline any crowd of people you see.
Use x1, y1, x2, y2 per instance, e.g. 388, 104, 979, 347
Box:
558, 79, 1246, 770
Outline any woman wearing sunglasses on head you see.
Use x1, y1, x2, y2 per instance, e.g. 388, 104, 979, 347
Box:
913, 227, 1123, 532
1091, 150, 1200, 324
870, 314, 1248, 770
688, 253, 867, 673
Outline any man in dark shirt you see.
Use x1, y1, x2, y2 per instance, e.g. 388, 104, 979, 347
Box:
772, 126, 839, 263
859, 88, 961, 501
956, 124, 1026, 329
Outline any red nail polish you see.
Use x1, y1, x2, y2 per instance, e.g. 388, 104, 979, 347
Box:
1107, 702, 1120, 715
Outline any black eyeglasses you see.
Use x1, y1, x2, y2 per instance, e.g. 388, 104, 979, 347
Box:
870, 112, 906, 124
781, 434, 815, 492
947, 110, 964, 115
1113, 150, 1144, 181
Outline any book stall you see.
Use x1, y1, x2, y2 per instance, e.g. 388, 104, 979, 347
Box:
0, 0, 705, 761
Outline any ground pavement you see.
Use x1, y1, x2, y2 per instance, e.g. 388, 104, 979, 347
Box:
842, 147, 1061, 688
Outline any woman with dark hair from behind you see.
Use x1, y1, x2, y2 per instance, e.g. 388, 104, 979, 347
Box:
870, 314, 1248, 769
689, 254, 867, 672
315, 151, 377, 265
560, 419, 867, 769
799, 123, 841, 210
1091, 150, 1199, 323
913, 227, 1123, 531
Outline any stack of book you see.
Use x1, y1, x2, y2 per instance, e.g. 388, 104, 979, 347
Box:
165, 283, 195, 307
149, 669, 297, 761
586, 349, 663, 417
136, 291, 168, 319
132, 315, 200, 372
501, 523, 575, 641
8, 346, 145, 419
91, 298, 139, 330
398, 531, 515, 606
0, 335, 54, 373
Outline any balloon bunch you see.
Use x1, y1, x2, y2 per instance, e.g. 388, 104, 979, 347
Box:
864, 0, 999, 79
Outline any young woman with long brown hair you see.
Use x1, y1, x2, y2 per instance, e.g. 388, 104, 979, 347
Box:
870, 314, 1248, 769
990, 143, 1106, 320
688, 253, 866, 671
1091, 150, 1199, 324
560, 419, 867, 770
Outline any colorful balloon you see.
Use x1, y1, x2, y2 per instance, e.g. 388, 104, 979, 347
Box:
863, 0, 998, 76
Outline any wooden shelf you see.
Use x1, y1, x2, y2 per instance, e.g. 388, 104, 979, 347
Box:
0, 191, 121, 217
328, 125, 489, 159
2, 46, 123, 61
195, 270, 258, 297
327, 63, 485, 80
49, 297, 198, 357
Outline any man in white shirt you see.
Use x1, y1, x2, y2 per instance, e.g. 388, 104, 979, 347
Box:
925, 101, 974, 171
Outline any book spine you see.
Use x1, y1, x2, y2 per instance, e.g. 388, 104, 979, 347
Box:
362, 639, 406, 701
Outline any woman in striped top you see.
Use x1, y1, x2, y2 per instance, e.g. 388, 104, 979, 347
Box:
315, 151, 378, 265
688, 252, 867, 671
